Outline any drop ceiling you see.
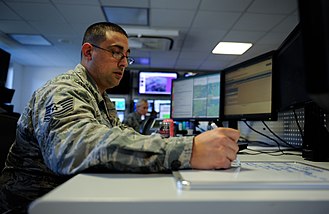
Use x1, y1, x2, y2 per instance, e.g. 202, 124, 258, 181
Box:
0, 0, 299, 72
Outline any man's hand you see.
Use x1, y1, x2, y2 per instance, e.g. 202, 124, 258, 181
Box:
190, 128, 240, 169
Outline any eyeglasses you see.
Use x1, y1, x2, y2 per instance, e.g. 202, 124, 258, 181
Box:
90, 44, 135, 65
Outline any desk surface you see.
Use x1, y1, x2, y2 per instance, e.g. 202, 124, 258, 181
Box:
29, 150, 329, 214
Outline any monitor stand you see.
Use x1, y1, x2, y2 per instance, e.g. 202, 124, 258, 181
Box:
228, 120, 238, 130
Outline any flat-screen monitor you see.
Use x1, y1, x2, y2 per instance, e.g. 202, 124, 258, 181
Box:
274, 24, 311, 111
298, 0, 329, 113
159, 103, 171, 119
171, 72, 221, 121
222, 51, 276, 122
111, 97, 126, 111
117, 111, 125, 122
0, 48, 11, 87
138, 71, 178, 95
153, 99, 171, 112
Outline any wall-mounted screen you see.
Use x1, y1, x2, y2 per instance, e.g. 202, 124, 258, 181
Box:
138, 71, 178, 95
111, 97, 126, 111
171, 72, 221, 121
222, 51, 276, 121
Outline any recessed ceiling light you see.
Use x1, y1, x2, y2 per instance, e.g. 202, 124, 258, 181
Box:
212, 42, 252, 55
103, 6, 149, 26
9, 34, 51, 46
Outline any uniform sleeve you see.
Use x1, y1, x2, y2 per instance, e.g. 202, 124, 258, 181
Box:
33, 83, 193, 175
123, 113, 139, 132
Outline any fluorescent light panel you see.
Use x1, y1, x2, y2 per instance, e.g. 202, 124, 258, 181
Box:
9, 34, 51, 46
212, 42, 252, 55
103, 6, 148, 26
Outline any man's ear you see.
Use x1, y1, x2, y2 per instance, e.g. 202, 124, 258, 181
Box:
81, 43, 93, 60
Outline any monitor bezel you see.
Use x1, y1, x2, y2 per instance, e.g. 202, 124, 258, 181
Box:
170, 71, 222, 122
273, 23, 312, 112
221, 50, 277, 122
138, 71, 178, 96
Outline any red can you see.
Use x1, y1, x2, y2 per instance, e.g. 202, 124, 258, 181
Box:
160, 119, 174, 138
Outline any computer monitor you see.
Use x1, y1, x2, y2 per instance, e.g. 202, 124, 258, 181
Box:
222, 51, 276, 126
298, 0, 329, 113
171, 72, 221, 121
274, 23, 311, 111
154, 99, 171, 112
159, 103, 171, 119
117, 111, 125, 122
110, 98, 126, 111
138, 71, 178, 95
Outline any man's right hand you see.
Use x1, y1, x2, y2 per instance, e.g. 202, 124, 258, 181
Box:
190, 128, 240, 169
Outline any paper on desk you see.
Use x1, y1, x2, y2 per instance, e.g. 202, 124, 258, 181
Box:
173, 161, 329, 190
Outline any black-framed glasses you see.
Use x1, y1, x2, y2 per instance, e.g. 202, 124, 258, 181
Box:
90, 44, 135, 65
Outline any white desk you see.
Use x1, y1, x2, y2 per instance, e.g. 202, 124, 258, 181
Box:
29, 151, 329, 214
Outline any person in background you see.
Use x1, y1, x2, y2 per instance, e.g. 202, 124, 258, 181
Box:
123, 98, 148, 132
0, 22, 240, 213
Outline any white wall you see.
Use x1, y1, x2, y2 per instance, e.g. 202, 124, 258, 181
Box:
11, 64, 71, 113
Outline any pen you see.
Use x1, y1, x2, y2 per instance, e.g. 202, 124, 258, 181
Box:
231, 156, 241, 168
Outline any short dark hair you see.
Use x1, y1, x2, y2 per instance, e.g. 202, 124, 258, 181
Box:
82, 22, 128, 45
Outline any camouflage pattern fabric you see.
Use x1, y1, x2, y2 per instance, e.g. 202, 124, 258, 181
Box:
123, 111, 143, 132
0, 64, 193, 213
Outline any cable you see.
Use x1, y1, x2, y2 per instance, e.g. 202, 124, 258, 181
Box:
243, 121, 284, 154
293, 109, 305, 143
262, 121, 301, 150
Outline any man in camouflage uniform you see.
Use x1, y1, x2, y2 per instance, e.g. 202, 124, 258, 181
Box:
0, 22, 240, 213
123, 98, 148, 132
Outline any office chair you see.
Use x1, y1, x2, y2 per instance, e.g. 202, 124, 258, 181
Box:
0, 113, 19, 172
141, 117, 155, 135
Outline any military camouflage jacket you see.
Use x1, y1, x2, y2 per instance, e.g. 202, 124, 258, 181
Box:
0, 64, 193, 213
123, 111, 143, 132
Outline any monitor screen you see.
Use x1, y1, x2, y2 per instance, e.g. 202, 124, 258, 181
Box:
117, 111, 125, 122
111, 97, 126, 111
222, 51, 276, 121
298, 0, 329, 112
274, 24, 311, 111
171, 72, 221, 121
138, 71, 178, 95
154, 99, 171, 112
159, 103, 171, 119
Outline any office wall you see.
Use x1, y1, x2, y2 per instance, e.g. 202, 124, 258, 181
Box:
11, 64, 71, 113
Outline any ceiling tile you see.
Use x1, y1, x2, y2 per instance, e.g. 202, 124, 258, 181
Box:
6, 2, 66, 22
233, 13, 286, 31
56, 4, 105, 24
100, 0, 149, 8
192, 11, 241, 29
200, 0, 253, 12
151, 0, 200, 10
150, 9, 195, 28
248, 0, 297, 14
0, 1, 21, 20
